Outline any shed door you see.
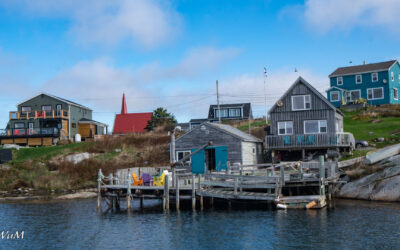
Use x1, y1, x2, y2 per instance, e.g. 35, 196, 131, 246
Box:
215, 146, 228, 171
191, 148, 205, 174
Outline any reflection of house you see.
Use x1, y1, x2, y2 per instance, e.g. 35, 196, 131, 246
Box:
0, 93, 107, 146
266, 77, 354, 161
113, 94, 152, 134
208, 103, 252, 121
327, 60, 400, 107
175, 122, 263, 173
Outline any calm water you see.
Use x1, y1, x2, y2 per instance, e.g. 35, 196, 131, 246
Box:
1, 199, 400, 249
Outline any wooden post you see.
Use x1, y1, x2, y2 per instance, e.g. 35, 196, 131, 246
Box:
140, 197, 144, 209
234, 177, 238, 196
163, 174, 169, 210
126, 169, 131, 209
175, 174, 180, 210
192, 174, 196, 210
280, 165, 285, 187
200, 195, 204, 211
97, 169, 102, 210
302, 149, 306, 160
319, 155, 325, 196
198, 174, 203, 210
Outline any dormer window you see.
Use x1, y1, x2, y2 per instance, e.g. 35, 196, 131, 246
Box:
215, 109, 227, 118
371, 72, 378, 82
356, 75, 362, 84
337, 77, 343, 85
292, 95, 311, 111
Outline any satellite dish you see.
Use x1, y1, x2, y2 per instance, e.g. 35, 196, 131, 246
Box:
277, 100, 283, 107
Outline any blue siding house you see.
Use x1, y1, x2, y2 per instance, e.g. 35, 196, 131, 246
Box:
327, 60, 400, 107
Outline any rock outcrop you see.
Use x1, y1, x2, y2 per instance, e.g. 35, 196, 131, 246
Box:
338, 155, 400, 201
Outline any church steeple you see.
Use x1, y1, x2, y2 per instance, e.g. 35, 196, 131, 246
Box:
121, 93, 127, 114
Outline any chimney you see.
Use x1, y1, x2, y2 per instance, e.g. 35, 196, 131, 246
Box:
363, 60, 366, 65
121, 93, 127, 115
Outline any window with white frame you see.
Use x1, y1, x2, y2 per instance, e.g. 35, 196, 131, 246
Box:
346, 90, 361, 102
367, 87, 384, 100
42, 105, 52, 111
228, 108, 241, 117
292, 95, 311, 111
394, 88, 398, 100
337, 77, 343, 85
176, 151, 191, 163
304, 120, 327, 134
21, 106, 31, 112
330, 91, 340, 102
278, 121, 293, 135
371, 72, 378, 82
391, 72, 395, 81
14, 123, 25, 129
398, 74, 400, 82
356, 75, 362, 84
215, 109, 227, 118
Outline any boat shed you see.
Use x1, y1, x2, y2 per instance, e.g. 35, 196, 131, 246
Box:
174, 122, 263, 174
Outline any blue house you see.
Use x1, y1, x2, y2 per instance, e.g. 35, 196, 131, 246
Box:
327, 60, 400, 107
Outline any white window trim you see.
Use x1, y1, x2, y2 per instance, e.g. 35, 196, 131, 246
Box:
330, 91, 340, 102
337, 76, 343, 86
393, 88, 398, 100
367, 87, 384, 100
277, 121, 293, 135
398, 74, 400, 82
176, 150, 191, 163
214, 108, 228, 118
304, 120, 327, 134
371, 72, 378, 82
391, 72, 395, 82
347, 90, 361, 102
291, 95, 311, 111
356, 74, 362, 84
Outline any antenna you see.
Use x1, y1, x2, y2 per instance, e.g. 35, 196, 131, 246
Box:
263, 67, 267, 124
216, 80, 221, 124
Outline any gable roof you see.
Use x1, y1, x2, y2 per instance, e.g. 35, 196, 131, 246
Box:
17, 93, 92, 110
208, 103, 252, 119
113, 112, 153, 134
189, 118, 208, 123
268, 76, 341, 115
329, 60, 397, 77
176, 122, 262, 143
325, 86, 349, 92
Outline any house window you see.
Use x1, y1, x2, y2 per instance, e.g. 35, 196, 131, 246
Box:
356, 75, 362, 84
391, 72, 395, 81
278, 121, 293, 135
304, 120, 327, 134
292, 95, 311, 111
337, 77, 343, 85
367, 88, 384, 100
398, 74, 400, 82
42, 105, 52, 111
215, 109, 227, 118
176, 151, 191, 163
330, 91, 340, 102
14, 123, 25, 129
347, 90, 361, 102
21, 106, 31, 112
371, 73, 378, 82
394, 88, 398, 100
228, 108, 241, 117
72, 123, 77, 128
252, 147, 256, 155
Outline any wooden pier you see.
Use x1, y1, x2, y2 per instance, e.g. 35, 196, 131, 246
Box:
97, 157, 340, 211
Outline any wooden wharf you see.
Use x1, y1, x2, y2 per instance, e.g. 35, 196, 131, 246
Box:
97, 156, 341, 211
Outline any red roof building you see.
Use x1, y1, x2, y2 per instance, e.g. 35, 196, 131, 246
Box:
112, 94, 153, 134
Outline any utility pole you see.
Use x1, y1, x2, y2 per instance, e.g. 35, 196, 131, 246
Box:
216, 80, 221, 123
263, 67, 268, 124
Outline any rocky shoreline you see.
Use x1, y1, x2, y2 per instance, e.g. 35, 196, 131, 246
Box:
0, 188, 97, 202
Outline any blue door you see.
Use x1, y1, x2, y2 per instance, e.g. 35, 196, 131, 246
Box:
191, 148, 205, 174
215, 146, 228, 171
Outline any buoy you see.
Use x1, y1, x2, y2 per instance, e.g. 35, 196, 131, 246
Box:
305, 201, 316, 209
276, 203, 287, 209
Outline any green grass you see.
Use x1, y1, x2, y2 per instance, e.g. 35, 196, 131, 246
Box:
343, 111, 400, 148
237, 120, 267, 131
11, 142, 92, 163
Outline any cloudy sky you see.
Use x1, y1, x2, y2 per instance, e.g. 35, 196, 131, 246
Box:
0, 0, 399, 129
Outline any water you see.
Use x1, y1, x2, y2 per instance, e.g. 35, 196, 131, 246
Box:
1, 199, 400, 249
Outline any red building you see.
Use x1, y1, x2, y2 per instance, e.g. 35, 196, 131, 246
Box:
112, 94, 153, 134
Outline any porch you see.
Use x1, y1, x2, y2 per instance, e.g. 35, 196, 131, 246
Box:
9, 109, 69, 120
0, 128, 60, 146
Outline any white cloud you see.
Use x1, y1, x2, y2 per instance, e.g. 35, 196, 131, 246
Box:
1, 0, 181, 48
303, 0, 400, 34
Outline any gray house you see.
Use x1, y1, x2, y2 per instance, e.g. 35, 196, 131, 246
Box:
266, 77, 354, 160
208, 103, 252, 121
1, 93, 107, 146
175, 122, 263, 174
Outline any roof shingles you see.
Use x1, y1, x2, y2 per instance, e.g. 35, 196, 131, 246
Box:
329, 60, 397, 77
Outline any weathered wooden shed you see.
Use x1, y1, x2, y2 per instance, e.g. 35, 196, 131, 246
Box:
175, 122, 263, 174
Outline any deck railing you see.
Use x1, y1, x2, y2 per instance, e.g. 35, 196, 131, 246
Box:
0, 128, 60, 137
9, 110, 69, 120
266, 132, 355, 150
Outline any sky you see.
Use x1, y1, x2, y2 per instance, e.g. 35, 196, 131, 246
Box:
0, 0, 400, 130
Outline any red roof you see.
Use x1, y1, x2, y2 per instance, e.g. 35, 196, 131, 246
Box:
113, 112, 153, 134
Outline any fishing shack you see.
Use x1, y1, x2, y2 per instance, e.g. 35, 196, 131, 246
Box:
174, 122, 263, 174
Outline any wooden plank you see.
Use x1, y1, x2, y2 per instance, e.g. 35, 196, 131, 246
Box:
28, 138, 42, 146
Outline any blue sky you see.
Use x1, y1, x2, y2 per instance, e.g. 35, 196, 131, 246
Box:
0, 0, 399, 129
